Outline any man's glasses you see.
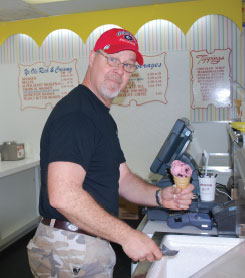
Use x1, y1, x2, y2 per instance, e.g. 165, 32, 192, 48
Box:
97, 51, 137, 73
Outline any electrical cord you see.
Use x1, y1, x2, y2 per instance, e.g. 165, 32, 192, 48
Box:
216, 182, 231, 194
215, 187, 232, 200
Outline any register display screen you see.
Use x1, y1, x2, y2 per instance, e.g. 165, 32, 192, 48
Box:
150, 118, 193, 176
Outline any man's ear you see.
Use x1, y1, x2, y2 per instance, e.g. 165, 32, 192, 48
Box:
89, 50, 96, 67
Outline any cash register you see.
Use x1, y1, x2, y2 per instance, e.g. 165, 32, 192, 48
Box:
146, 118, 242, 236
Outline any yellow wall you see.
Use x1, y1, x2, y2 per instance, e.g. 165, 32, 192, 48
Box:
243, 2, 245, 24
0, 0, 242, 46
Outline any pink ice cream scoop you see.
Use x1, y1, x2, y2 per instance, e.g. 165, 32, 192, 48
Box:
170, 160, 193, 178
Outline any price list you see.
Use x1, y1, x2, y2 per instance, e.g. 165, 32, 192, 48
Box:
19, 60, 79, 109
113, 52, 168, 106
191, 49, 231, 108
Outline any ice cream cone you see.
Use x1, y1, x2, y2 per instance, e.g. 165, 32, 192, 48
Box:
173, 176, 190, 189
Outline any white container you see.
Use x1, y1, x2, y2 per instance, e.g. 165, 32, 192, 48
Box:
198, 175, 216, 202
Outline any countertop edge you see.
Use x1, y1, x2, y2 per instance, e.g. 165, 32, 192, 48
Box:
0, 157, 40, 178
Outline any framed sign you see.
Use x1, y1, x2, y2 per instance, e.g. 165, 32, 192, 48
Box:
112, 52, 168, 106
191, 49, 232, 109
18, 59, 79, 110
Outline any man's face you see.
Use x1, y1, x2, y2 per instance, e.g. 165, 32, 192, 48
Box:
89, 50, 136, 102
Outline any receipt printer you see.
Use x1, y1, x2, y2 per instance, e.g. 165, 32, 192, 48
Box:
212, 200, 245, 236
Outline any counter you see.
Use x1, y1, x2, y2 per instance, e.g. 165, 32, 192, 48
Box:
132, 216, 245, 277
0, 157, 40, 251
0, 157, 39, 178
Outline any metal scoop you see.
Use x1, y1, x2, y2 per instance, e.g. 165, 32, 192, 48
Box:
160, 243, 179, 256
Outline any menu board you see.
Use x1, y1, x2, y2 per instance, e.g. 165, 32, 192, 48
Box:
191, 49, 232, 109
18, 59, 79, 110
18, 53, 169, 109
112, 52, 168, 106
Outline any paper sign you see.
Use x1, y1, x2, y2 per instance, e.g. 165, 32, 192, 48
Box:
191, 49, 232, 109
112, 52, 168, 106
18, 59, 79, 110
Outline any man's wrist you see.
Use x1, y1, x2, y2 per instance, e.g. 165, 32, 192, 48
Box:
155, 189, 163, 207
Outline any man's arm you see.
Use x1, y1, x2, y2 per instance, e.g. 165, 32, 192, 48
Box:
47, 161, 162, 262
118, 162, 194, 210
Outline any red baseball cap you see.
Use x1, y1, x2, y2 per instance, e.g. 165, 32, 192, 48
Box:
94, 28, 144, 65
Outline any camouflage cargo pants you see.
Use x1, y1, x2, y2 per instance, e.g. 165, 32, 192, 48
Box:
27, 223, 116, 278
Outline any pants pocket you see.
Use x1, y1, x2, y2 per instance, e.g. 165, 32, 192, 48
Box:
27, 238, 53, 278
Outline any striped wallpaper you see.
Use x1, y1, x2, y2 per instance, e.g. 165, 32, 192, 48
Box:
135, 19, 186, 52
0, 16, 244, 122
187, 15, 244, 121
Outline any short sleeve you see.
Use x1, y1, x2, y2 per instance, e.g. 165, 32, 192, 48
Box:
48, 112, 96, 171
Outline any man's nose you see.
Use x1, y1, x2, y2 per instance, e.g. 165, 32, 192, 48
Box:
114, 63, 124, 74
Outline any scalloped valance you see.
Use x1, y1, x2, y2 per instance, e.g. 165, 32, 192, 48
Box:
0, 0, 242, 47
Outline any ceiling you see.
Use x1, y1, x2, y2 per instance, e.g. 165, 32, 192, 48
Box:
0, 0, 198, 22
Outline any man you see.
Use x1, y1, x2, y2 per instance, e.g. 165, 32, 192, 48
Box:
27, 28, 194, 278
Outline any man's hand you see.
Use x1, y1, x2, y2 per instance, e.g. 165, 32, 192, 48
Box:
121, 229, 162, 262
160, 184, 194, 210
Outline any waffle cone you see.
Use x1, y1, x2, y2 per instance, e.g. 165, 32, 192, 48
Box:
173, 176, 190, 189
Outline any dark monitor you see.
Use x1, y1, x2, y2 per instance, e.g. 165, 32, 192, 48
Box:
150, 118, 193, 176
150, 118, 200, 196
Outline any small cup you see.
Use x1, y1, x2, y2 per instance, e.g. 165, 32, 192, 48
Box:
198, 175, 216, 202
24, 142, 33, 158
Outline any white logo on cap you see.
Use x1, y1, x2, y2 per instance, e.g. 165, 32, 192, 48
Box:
103, 44, 110, 50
